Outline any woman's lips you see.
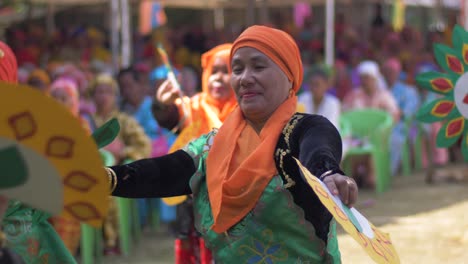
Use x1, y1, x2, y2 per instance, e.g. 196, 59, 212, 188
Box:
211, 84, 226, 93
241, 93, 257, 99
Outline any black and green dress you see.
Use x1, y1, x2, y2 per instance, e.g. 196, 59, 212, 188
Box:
111, 114, 344, 263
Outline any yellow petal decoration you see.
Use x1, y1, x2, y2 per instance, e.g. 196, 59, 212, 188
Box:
0, 82, 108, 227
294, 158, 400, 264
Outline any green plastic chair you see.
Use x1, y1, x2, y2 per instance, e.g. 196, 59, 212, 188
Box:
115, 158, 140, 256
340, 109, 394, 193
401, 117, 413, 176
116, 197, 133, 256
80, 150, 115, 264
414, 122, 428, 171
339, 118, 352, 139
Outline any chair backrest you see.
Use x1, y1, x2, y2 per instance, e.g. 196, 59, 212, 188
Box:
340, 109, 394, 138
99, 149, 116, 166
339, 118, 352, 138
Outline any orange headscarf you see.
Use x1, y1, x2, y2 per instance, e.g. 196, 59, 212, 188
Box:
27, 69, 51, 93
171, 44, 236, 151
206, 25, 303, 233
0, 41, 18, 83
28, 69, 51, 85
200, 43, 237, 124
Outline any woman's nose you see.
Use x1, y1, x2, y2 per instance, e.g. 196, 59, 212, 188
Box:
214, 71, 224, 80
239, 68, 254, 87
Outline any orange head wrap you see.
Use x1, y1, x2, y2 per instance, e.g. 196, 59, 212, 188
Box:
230, 25, 303, 93
0, 41, 18, 83
206, 26, 303, 233
201, 43, 233, 96
28, 69, 51, 86
27, 69, 52, 94
198, 43, 237, 123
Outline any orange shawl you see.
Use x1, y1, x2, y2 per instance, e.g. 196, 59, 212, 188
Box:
206, 26, 303, 233
171, 44, 236, 151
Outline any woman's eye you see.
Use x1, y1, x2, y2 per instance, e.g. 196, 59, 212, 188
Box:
232, 67, 243, 74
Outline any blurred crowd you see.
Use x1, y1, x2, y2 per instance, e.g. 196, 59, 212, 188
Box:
2, 5, 464, 258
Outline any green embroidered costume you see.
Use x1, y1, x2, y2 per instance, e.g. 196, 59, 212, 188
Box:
110, 114, 345, 264
2, 201, 77, 264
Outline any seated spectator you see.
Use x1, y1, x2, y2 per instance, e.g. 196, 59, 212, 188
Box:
342, 60, 400, 188
382, 58, 420, 175
90, 74, 151, 254
298, 66, 341, 130
343, 61, 399, 121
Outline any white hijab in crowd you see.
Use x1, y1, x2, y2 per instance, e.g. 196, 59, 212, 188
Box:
357, 60, 388, 90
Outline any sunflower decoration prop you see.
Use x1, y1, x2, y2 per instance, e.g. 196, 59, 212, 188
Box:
295, 158, 400, 264
0, 82, 120, 227
416, 25, 468, 161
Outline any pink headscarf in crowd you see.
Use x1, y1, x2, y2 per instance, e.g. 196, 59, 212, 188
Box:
384, 57, 402, 73
50, 78, 80, 116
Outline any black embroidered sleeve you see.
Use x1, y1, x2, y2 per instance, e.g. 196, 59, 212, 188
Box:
275, 114, 344, 243
110, 150, 196, 198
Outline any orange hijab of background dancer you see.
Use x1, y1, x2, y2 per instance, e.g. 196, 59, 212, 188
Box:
206, 26, 303, 233
170, 43, 236, 151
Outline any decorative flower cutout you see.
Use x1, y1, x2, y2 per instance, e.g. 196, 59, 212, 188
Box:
416, 25, 468, 161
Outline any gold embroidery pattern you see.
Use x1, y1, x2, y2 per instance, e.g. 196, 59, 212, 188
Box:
275, 114, 304, 189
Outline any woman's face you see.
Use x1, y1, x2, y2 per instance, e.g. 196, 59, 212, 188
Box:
94, 83, 116, 112
118, 72, 141, 105
382, 64, 400, 86
51, 88, 75, 112
360, 73, 378, 94
310, 75, 329, 100
231, 47, 291, 122
207, 56, 232, 101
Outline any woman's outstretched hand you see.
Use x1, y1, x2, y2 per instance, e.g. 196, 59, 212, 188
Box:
323, 174, 358, 207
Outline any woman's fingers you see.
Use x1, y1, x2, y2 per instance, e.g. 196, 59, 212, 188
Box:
157, 79, 180, 105
345, 177, 358, 207
323, 176, 339, 196
324, 174, 358, 207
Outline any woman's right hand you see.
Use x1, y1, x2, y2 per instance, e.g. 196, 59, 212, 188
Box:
156, 79, 181, 106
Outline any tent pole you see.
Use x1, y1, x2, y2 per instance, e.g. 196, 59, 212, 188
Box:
214, 7, 225, 30
246, 0, 255, 26
463, 0, 468, 30
120, 0, 131, 68
325, 0, 335, 66
46, 2, 55, 37
259, 0, 269, 25
110, 0, 120, 73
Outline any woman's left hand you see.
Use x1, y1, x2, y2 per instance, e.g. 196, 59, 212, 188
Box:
322, 174, 358, 207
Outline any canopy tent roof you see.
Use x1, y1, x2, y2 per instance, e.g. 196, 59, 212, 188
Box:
28, 0, 461, 9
